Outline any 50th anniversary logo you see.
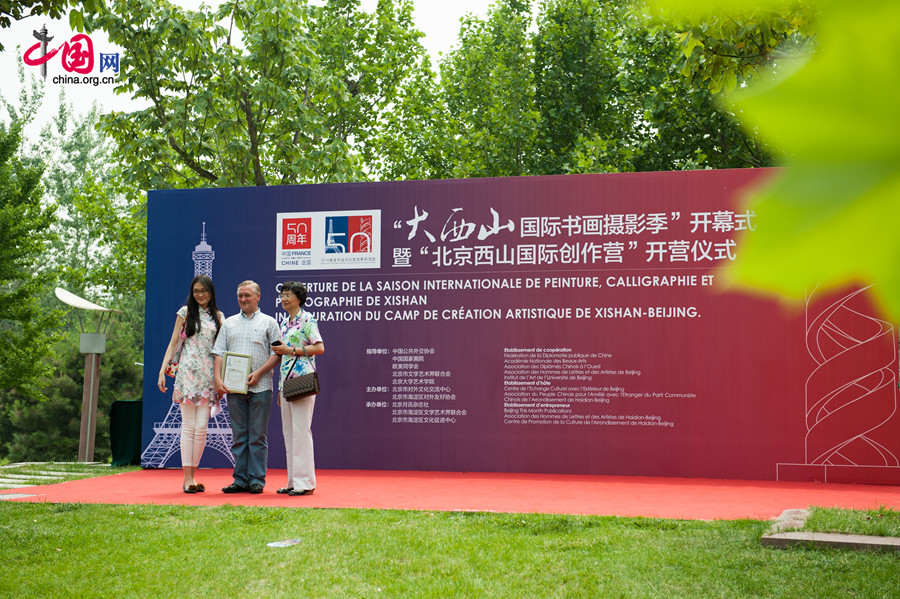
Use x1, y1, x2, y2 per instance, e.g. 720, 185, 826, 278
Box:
22, 24, 119, 86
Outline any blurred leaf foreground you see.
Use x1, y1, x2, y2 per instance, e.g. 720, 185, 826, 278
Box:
648, 0, 900, 318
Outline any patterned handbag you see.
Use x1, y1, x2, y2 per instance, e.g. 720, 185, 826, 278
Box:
283, 352, 319, 401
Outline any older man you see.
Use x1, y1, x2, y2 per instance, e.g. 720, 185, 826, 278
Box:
213, 280, 281, 493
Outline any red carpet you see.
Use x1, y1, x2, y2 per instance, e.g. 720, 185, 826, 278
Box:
4, 469, 900, 520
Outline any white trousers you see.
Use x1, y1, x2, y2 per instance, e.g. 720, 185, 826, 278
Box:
179, 401, 211, 468
280, 394, 316, 490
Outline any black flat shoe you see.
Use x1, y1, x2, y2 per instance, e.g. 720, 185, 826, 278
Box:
288, 488, 314, 496
222, 484, 249, 493
183, 486, 197, 494
276, 487, 294, 494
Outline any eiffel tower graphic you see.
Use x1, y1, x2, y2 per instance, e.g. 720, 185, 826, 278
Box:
141, 222, 235, 468
140, 402, 234, 467
192, 222, 215, 278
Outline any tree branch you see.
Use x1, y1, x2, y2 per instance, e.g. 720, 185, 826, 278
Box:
239, 89, 266, 186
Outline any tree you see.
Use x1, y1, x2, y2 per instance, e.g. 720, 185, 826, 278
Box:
370, 55, 447, 181
310, 0, 428, 179
86, 0, 428, 189
618, 5, 775, 170
378, 0, 771, 180
27, 96, 145, 462
0, 116, 63, 459
35, 90, 147, 379
0, 120, 60, 401
0, 1, 73, 35
37, 96, 146, 301
1, 74, 144, 461
437, 0, 540, 177
5, 346, 83, 461
531, 0, 630, 173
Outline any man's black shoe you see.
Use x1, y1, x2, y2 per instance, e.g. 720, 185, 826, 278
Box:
222, 484, 249, 494
249, 484, 264, 494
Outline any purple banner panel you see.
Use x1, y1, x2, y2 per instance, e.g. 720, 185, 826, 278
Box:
141, 169, 900, 483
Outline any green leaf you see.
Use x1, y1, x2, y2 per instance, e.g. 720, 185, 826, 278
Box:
644, 0, 805, 20
69, 9, 84, 31
723, 164, 894, 297
680, 32, 704, 58
652, 0, 900, 317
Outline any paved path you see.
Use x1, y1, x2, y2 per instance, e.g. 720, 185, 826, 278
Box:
0, 462, 108, 491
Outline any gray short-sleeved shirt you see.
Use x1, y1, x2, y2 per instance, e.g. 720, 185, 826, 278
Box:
212, 309, 281, 393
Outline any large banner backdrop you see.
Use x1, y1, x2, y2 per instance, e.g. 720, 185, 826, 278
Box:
141, 169, 900, 484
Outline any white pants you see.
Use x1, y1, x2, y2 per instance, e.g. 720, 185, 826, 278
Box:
280, 394, 316, 490
179, 401, 211, 468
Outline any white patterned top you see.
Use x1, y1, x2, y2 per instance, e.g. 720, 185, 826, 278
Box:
173, 306, 222, 406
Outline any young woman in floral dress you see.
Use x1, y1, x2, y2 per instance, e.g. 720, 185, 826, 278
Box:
157, 275, 223, 493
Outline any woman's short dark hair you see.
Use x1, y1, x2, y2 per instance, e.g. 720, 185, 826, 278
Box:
281, 281, 308, 306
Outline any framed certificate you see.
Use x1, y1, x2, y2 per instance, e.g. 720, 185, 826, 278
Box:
222, 352, 251, 394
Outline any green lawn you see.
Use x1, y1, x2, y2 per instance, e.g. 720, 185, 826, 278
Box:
1, 502, 898, 598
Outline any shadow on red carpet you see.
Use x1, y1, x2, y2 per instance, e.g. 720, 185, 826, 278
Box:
4, 469, 900, 521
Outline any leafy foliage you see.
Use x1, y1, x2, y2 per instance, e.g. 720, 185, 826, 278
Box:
437, 0, 539, 177
85, 0, 427, 189
26, 97, 146, 462
4, 352, 83, 462
37, 99, 147, 302
0, 73, 144, 461
0, 120, 61, 400
5, 332, 143, 462
664, 3, 815, 94
379, 0, 772, 180
0, 0, 102, 48
649, 0, 900, 318
0, 112, 67, 459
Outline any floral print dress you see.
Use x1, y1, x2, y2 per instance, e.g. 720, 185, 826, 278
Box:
173, 306, 221, 406
279, 310, 323, 392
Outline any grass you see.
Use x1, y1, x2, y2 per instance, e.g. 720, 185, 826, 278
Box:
803, 506, 900, 538
1, 502, 899, 598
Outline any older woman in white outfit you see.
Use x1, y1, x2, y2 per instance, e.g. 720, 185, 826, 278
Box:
271, 281, 324, 496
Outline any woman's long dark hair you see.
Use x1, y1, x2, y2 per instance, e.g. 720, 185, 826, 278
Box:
184, 275, 221, 338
